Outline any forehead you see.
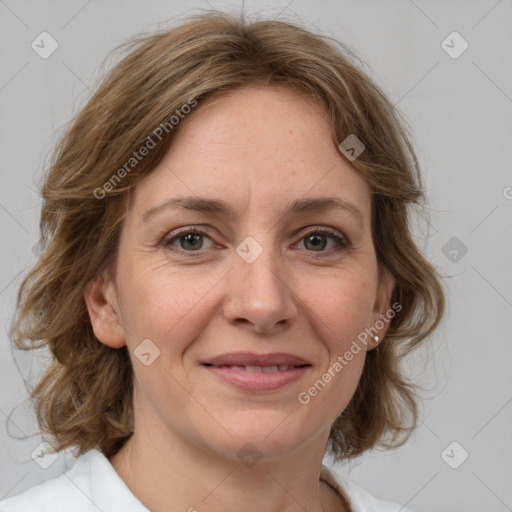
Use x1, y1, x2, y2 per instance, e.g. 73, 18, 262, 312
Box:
126, 85, 371, 225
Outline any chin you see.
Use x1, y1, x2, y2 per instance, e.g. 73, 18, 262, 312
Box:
200, 415, 316, 463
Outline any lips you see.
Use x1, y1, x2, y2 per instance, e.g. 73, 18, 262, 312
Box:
201, 351, 311, 368
208, 364, 299, 372
201, 352, 312, 391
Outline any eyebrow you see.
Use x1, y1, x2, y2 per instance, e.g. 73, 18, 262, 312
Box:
142, 195, 364, 226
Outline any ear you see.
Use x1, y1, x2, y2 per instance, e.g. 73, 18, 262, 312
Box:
367, 266, 396, 350
84, 268, 126, 349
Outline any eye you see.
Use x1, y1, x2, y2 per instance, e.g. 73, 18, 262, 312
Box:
163, 227, 215, 254
296, 227, 350, 255
161, 225, 350, 257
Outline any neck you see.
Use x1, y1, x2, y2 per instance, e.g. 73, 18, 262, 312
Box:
109, 416, 348, 512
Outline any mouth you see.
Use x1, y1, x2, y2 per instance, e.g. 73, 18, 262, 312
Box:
202, 363, 309, 372
200, 352, 312, 392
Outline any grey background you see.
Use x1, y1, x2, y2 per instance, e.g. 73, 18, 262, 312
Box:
1, 1, 511, 511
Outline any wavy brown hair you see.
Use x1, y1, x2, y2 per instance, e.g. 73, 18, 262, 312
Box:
9, 10, 445, 461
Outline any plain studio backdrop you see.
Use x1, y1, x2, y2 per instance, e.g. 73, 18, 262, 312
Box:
0, 1, 511, 511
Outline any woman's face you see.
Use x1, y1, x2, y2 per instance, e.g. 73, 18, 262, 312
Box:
87, 85, 394, 461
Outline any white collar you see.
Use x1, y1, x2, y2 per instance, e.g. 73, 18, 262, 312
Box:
1, 448, 411, 512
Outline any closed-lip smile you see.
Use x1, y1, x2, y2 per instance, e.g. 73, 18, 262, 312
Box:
201, 352, 312, 391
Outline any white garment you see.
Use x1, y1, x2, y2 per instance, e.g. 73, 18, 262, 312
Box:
0, 449, 413, 512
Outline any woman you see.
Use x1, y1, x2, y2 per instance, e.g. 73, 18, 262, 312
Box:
1, 10, 444, 512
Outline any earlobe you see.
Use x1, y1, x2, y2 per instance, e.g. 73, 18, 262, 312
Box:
368, 268, 396, 349
83, 269, 126, 349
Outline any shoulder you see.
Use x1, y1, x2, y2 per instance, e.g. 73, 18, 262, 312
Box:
0, 454, 94, 512
0, 471, 86, 512
0, 449, 147, 512
320, 464, 415, 512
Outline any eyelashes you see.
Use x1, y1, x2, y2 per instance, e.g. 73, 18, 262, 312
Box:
161, 225, 351, 258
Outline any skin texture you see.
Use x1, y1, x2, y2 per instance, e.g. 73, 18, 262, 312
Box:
85, 85, 395, 512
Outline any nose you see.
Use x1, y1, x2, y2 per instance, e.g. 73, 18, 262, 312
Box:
222, 243, 298, 335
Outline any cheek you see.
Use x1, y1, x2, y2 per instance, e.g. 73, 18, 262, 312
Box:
301, 267, 376, 352
116, 261, 223, 353
302, 278, 372, 418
